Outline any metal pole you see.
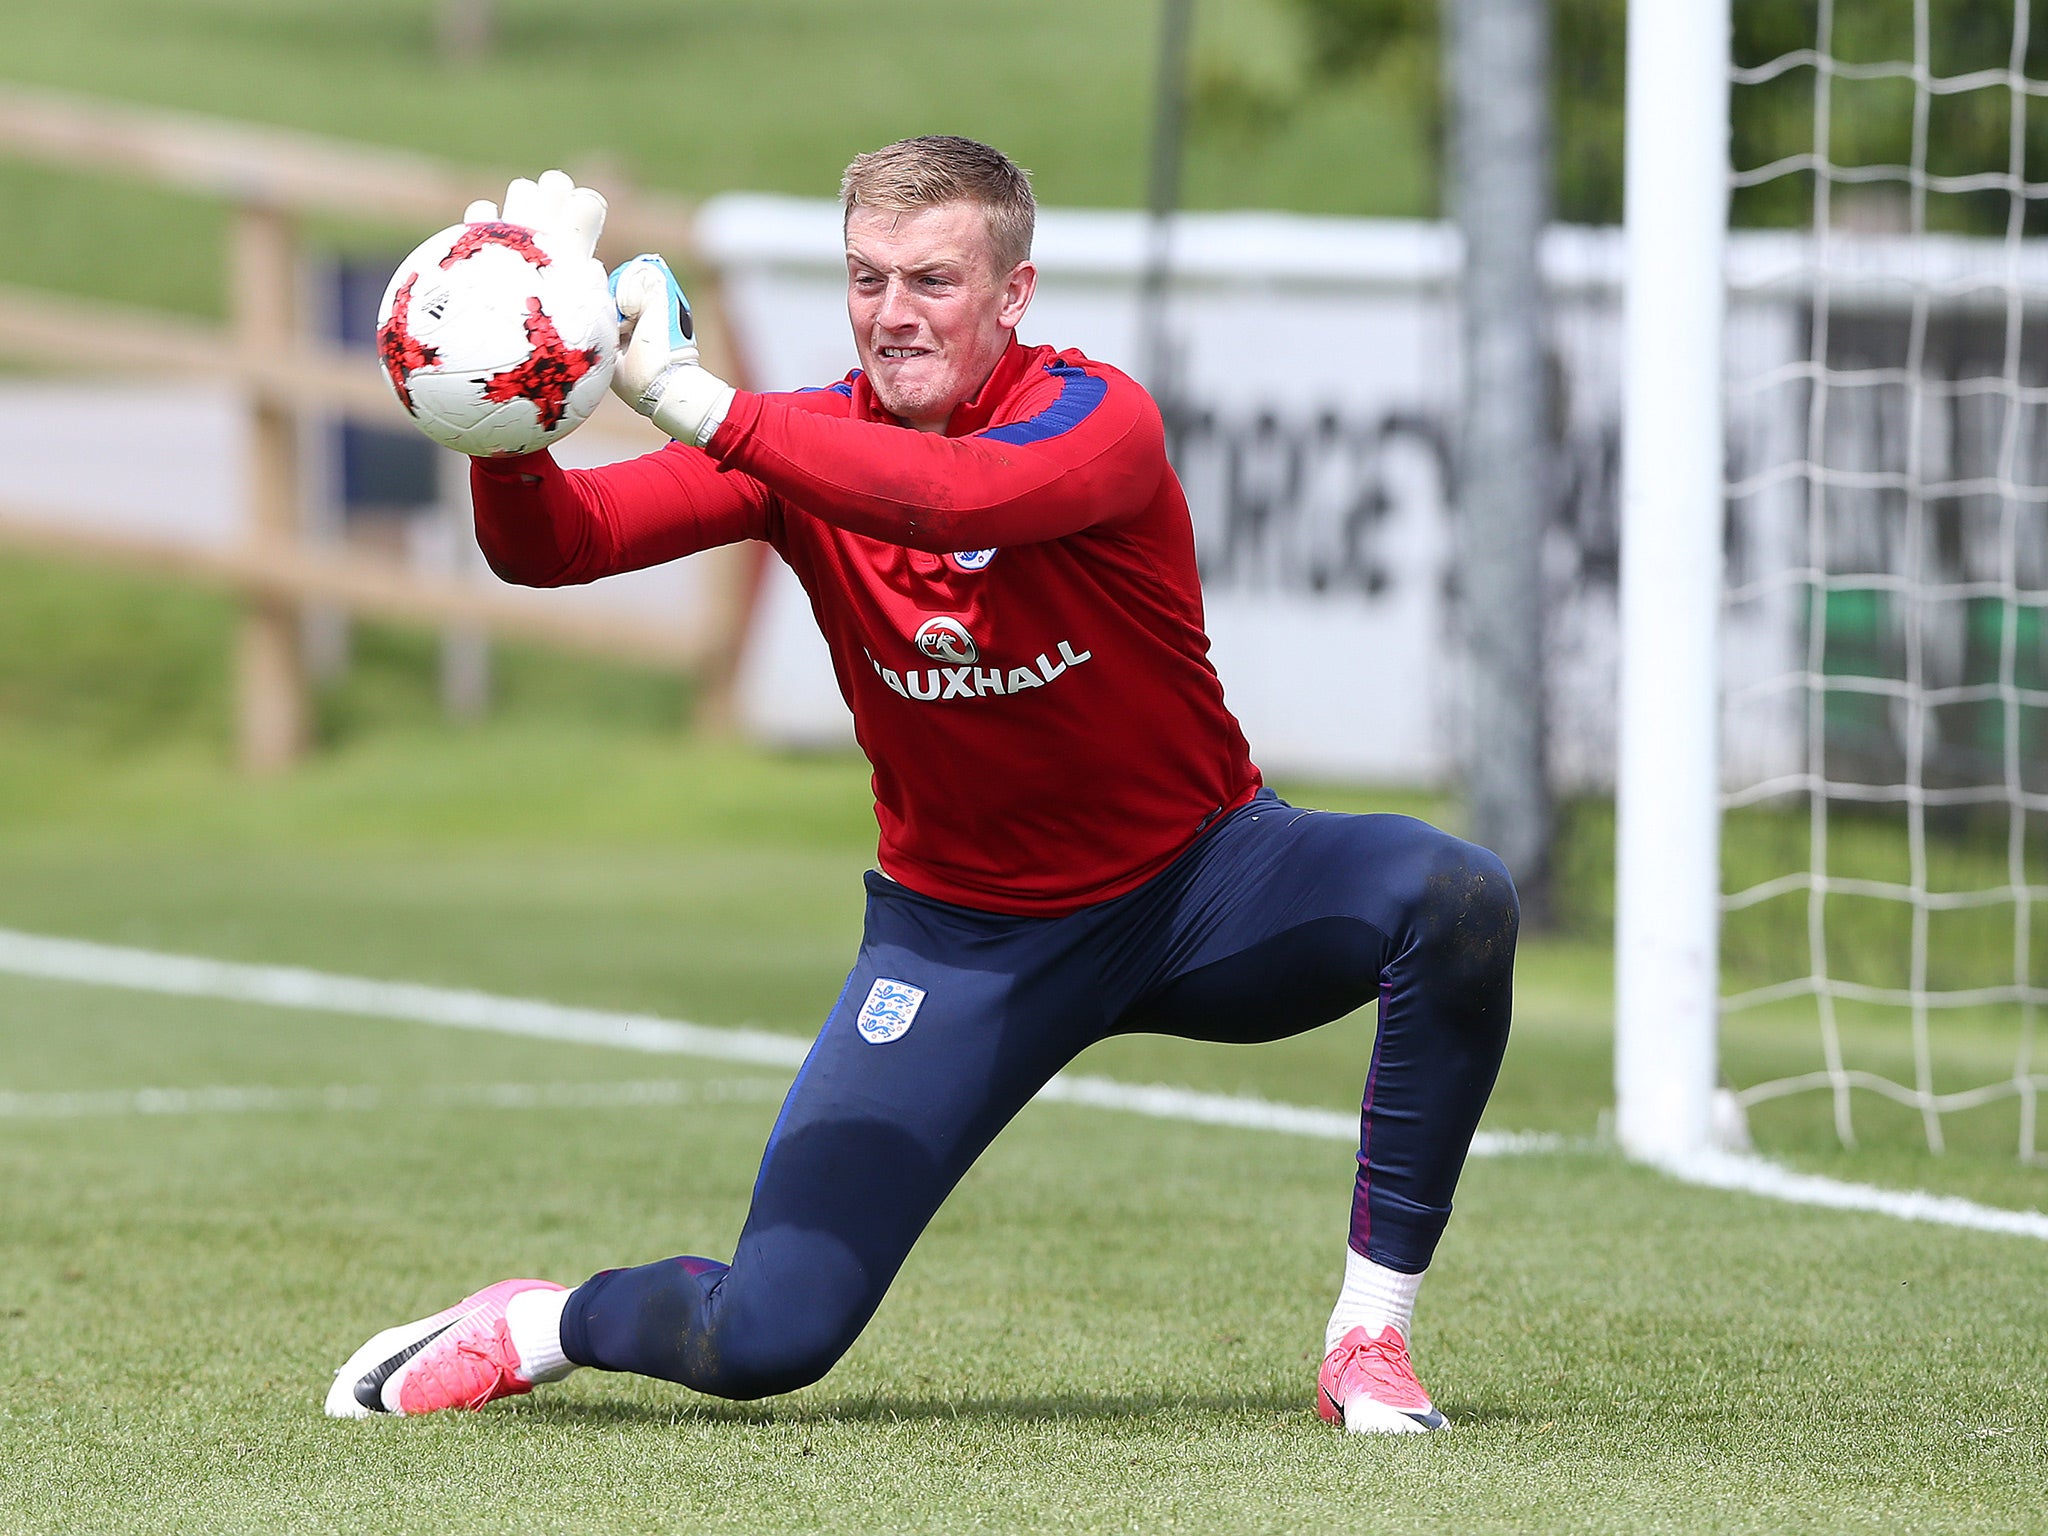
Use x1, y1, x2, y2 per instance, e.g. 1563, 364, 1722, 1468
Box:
1138, 0, 1195, 394
1449, 0, 1554, 911
1614, 0, 1731, 1163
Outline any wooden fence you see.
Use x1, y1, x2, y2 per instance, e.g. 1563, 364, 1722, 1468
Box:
0, 82, 757, 771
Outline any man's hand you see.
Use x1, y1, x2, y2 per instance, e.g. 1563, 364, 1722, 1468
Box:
609, 254, 735, 449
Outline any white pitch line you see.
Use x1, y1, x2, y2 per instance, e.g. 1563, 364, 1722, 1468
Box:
1033, 1073, 1559, 1157
1663, 1148, 2048, 1242
0, 924, 1555, 1155
8, 926, 2040, 1244
0, 1078, 789, 1121
0, 927, 810, 1068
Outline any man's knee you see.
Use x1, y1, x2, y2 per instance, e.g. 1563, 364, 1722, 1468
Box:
689, 1237, 884, 1401
1395, 823, 1520, 975
695, 1308, 863, 1401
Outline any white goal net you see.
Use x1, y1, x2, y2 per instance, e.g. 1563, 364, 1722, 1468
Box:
1704, 0, 2048, 1161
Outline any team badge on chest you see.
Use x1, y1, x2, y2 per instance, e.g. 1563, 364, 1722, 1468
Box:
948, 548, 997, 572
856, 978, 926, 1043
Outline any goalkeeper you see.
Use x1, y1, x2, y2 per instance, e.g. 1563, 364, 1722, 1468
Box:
327, 140, 1517, 1435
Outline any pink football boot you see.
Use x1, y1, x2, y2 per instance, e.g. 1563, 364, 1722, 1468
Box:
325, 1278, 566, 1418
1317, 1324, 1448, 1434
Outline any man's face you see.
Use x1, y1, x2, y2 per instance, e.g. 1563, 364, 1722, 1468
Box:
845, 201, 1036, 433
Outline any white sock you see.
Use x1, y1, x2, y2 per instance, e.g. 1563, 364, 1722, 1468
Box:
505, 1285, 578, 1384
1323, 1247, 1425, 1356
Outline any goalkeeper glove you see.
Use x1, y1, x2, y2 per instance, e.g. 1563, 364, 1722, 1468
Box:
464, 168, 610, 287
608, 254, 736, 449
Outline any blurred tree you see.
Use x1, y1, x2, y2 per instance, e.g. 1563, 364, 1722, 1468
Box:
1270, 0, 2048, 231
1275, 0, 1619, 222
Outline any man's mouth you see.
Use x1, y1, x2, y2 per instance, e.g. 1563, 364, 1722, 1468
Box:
877, 346, 931, 360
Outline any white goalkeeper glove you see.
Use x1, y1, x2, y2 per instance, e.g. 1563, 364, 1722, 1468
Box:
464, 168, 610, 285
608, 253, 735, 449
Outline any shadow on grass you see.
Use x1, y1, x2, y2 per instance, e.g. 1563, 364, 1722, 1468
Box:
520, 1386, 1533, 1431
526, 1386, 1296, 1429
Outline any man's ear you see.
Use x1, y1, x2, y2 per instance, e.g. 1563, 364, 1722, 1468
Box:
998, 261, 1037, 330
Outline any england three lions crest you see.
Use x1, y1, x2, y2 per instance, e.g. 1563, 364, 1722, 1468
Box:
856, 978, 926, 1043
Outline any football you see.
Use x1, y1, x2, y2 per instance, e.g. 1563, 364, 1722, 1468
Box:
374, 220, 617, 457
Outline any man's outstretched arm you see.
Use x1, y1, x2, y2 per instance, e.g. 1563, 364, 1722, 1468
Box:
609, 254, 1166, 553
469, 445, 771, 587
701, 379, 1166, 553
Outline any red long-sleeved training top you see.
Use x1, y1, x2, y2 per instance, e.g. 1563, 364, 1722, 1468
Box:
470, 337, 1261, 915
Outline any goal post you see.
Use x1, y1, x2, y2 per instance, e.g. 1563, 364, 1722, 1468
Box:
1615, 0, 2048, 1168
1614, 0, 1733, 1165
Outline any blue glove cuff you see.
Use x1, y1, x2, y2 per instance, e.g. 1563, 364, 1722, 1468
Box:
607, 253, 694, 348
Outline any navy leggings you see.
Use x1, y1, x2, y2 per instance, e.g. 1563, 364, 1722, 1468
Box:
560, 794, 1517, 1400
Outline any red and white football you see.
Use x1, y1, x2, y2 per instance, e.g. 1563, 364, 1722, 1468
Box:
375, 221, 617, 457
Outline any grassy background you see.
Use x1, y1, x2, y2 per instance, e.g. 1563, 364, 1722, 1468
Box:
5, 993, 2046, 1536
2, 585, 2046, 1529
0, 0, 1432, 321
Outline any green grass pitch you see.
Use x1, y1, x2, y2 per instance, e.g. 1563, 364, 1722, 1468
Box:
2, 706, 2046, 1533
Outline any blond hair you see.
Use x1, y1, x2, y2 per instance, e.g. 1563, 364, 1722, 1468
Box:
839, 136, 1035, 274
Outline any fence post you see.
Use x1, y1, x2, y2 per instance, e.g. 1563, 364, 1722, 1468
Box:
672, 256, 757, 735
232, 201, 311, 774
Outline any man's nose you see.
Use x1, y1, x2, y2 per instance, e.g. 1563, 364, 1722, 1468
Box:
877, 279, 918, 328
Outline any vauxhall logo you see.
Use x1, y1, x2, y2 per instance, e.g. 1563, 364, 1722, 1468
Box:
866, 626, 1094, 703
914, 616, 978, 665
